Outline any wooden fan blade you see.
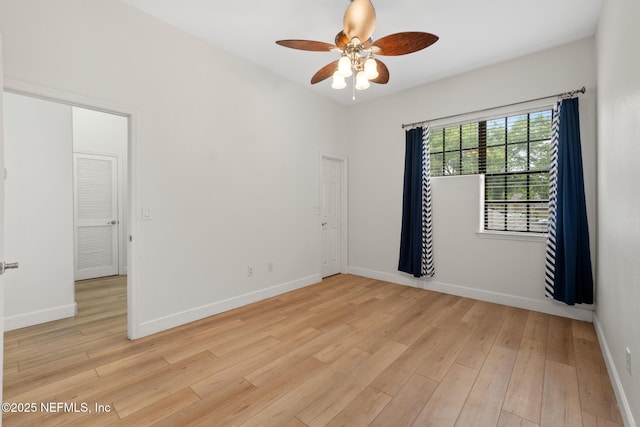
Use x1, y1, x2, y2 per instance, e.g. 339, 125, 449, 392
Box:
370, 59, 389, 84
371, 32, 439, 56
275, 40, 336, 52
335, 31, 349, 50
343, 0, 376, 42
311, 60, 339, 84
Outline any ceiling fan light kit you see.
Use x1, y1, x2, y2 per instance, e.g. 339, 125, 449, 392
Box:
276, 0, 438, 97
332, 36, 379, 92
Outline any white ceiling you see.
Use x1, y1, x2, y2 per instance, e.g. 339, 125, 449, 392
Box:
121, 0, 602, 105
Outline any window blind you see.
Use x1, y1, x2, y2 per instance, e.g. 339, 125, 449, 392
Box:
429, 108, 553, 234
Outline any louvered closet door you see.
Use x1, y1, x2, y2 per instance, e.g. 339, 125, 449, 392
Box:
74, 153, 119, 280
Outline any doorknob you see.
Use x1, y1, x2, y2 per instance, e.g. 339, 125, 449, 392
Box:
108, 220, 117, 225
0, 261, 19, 275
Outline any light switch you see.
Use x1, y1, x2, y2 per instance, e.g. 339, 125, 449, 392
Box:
142, 207, 152, 221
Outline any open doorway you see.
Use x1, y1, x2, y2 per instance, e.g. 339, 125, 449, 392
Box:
72, 107, 128, 281
3, 91, 132, 336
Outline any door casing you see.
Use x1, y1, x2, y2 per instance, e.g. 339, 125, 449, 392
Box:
3, 78, 139, 339
1, 33, 7, 414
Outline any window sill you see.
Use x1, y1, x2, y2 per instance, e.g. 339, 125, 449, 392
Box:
476, 230, 547, 243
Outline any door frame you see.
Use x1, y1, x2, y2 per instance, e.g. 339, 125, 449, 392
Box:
1, 33, 6, 412
320, 153, 348, 277
3, 78, 139, 339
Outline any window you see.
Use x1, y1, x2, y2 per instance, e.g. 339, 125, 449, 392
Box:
429, 109, 553, 234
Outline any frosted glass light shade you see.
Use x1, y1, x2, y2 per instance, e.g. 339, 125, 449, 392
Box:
364, 57, 378, 79
337, 56, 353, 77
355, 71, 370, 90
332, 73, 347, 89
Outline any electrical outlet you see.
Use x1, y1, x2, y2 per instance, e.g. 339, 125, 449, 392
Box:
247, 267, 254, 277
267, 262, 273, 272
626, 348, 632, 375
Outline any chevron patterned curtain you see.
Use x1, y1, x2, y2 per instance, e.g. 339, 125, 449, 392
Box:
544, 97, 593, 305
398, 126, 435, 278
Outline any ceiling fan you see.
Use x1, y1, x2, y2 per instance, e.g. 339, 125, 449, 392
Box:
275, 0, 438, 93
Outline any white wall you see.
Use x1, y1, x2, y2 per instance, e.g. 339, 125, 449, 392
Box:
346, 37, 597, 321
0, 0, 347, 337
3, 92, 76, 330
72, 107, 128, 275
595, 0, 640, 424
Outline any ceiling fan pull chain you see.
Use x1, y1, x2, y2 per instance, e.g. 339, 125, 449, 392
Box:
352, 74, 356, 101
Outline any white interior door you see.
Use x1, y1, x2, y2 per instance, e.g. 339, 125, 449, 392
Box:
321, 157, 342, 278
74, 153, 119, 280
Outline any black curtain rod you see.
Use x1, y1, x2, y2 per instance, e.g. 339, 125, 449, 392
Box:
401, 86, 586, 130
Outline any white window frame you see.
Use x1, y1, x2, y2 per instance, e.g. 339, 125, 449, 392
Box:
428, 99, 555, 240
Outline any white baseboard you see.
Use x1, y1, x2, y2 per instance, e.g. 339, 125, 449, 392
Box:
136, 274, 322, 338
347, 266, 594, 322
593, 314, 636, 427
4, 303, 77, 331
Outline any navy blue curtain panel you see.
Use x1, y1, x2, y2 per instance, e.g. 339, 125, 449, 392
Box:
399, 128, 424, 277
545, 98, 594, 305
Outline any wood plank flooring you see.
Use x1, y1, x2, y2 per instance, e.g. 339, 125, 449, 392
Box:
3, 274, 623, 426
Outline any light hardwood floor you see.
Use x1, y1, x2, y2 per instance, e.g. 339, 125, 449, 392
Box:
3, 274, 623, 426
